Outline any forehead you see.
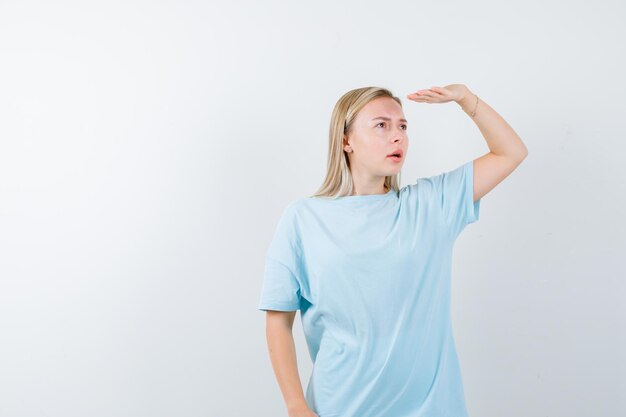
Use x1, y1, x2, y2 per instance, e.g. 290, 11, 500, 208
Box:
359, 97, 405, 120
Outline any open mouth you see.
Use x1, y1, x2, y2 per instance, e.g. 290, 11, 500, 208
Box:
387, 151, 403, 161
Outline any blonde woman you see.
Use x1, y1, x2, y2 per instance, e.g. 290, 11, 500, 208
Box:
258, 84, 528, 417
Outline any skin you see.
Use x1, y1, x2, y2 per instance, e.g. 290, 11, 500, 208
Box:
343, 96, 409, 195
264, 310, 317, 417
407, 84, 529, 203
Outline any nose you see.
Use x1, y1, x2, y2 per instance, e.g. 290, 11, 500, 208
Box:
392, 129, 406, 142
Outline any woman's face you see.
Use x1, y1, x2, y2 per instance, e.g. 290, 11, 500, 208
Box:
344, 96, 408, 177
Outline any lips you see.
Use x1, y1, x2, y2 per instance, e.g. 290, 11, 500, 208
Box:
387, 149, 403, 158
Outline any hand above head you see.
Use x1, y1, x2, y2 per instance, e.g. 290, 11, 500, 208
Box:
406, 83, 470, 104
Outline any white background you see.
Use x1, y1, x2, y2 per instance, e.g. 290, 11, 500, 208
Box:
1, 1, 624, 416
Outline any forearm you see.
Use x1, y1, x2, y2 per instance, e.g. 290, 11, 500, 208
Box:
456, 86, 528, 160
266, 325, 309, 413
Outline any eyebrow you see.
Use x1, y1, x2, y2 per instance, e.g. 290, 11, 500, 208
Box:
371, 116, 408, 123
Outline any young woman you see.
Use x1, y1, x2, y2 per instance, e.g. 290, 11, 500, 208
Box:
258, 84, 528, 417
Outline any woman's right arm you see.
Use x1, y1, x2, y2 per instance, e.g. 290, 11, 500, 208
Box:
265, 310, 318, 417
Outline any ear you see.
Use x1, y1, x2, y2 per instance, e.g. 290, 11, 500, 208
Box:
343, 135, 352, 152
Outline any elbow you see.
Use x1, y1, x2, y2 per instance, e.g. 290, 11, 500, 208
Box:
516, 144, 529, 161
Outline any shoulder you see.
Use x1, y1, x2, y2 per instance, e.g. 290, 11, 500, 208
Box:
404, 174, 438, 199
286, 195, 325, 213
275, 197, 311, 234
411, 161, 472, 194
274, 197, 307, 218
282, 197, 308, 217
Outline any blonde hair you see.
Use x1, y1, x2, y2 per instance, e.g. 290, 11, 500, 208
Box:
309, 86, 403, 199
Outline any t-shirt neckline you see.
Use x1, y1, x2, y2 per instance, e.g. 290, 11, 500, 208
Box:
333, 188, 396, 201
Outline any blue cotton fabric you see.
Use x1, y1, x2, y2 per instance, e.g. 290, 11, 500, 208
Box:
258, 160, 481, 417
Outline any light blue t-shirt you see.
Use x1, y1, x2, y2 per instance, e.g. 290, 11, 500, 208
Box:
258, 160, 481, 417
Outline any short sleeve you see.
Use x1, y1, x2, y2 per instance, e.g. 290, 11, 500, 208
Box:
423, 160, 481, 238
257, 203, 305, 312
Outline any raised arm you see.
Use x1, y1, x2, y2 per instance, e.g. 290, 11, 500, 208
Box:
456, 86, 528, 202
407, 84, 529, 202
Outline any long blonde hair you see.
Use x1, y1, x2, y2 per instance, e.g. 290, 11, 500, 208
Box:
310, 86, 403, 199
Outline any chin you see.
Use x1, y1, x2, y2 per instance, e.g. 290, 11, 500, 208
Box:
384, 167, 402, 176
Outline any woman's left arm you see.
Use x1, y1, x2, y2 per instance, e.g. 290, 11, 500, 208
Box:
455, 85, 528, 158
456, 85, 528, 202
408, 84, 529, 202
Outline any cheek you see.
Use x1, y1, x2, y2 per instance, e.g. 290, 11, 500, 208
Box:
368, 146, 387, 162
360, 135, 386, 160
375, 142, 388, 155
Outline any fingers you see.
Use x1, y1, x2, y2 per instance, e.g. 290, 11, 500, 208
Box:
407, 91, 428, 100
421, 88, 444, 97
407, 91, 433, 103
408, 89, 432, 97
407, 87, 447, 103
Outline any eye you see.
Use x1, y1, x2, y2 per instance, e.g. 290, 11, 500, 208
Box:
401, 124, 408, 130
376, 122, 385, 128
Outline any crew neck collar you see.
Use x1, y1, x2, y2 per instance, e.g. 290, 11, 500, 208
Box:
333, 187, 396, 201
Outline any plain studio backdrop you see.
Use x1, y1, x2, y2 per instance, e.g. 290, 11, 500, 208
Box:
0, 1, 624, 416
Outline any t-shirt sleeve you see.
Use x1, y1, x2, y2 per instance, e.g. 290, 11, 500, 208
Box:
257, 202, 305, 312
423, 160, 481, 238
